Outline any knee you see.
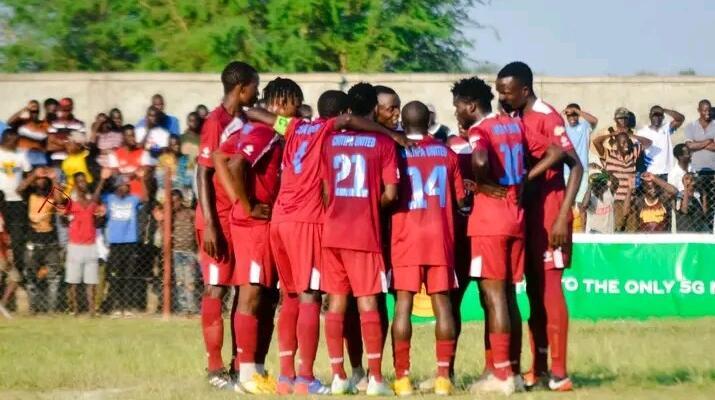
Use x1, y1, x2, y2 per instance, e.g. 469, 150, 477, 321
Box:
356, 295, 378, 312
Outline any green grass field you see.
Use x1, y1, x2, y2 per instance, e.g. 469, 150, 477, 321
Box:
1, 316, 713, 400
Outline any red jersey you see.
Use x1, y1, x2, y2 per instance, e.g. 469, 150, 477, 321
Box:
521, 99, 575, 206
195, 105, 245, 230
322, 132, 399, 253
272, 117, 337, 224
223, 122, 282, 227
67, 201, 98, 245
446, 134, 474, 182
468, 113, 550, 237
391, 134, 465, 267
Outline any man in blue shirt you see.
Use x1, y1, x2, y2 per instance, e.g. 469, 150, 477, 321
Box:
563, 103, 598, 230
136, 94, 180, 136
104, 175, 146, 316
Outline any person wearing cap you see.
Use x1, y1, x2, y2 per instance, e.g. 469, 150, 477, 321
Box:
426, 103, 451, 143
563, 103, 598, 231
48, 97, 86, 162
636, 105, 684, 181
136, 94, 180, 136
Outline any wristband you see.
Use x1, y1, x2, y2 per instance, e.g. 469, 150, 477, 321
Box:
273, 116, 291, 136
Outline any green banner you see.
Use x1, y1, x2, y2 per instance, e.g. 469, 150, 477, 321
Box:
399, 234, 715, 321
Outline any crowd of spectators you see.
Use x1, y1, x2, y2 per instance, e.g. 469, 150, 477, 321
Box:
0, 93, 713, 317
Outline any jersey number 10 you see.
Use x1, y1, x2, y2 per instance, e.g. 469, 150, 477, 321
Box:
408, 165, 447, 209
498, 143, 524, 185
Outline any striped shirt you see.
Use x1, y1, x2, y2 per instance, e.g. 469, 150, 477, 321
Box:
602, 145, 641, 201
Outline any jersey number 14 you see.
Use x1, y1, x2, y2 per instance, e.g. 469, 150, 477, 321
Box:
408, 165, 447, 209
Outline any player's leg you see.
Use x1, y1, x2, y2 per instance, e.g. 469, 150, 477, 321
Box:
431, 290, 456, 395
507, 237, 524, 381
544, 268, 571, 391
255, 286, 278, 373
293, 290, 328, 395
391, 290, 414, 396
525, 245, 548, 386
234, 283, 264, 386
478, 287, 494, 375
345, 296, 366, 388
271, 223, 299, 389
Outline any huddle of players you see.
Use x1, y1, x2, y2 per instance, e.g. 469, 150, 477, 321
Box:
195, 60, 583, 397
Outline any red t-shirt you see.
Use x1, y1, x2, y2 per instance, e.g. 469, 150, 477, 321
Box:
109, 147, 152, 198
322, 132, 399, 253
223, 122, 282, 227
195, 105, 245, 231
521, 99, 575, 213
391, 135, 465, 267
272, 117, 337, 224
467, 113, 550, 237
67, 201, 98, 245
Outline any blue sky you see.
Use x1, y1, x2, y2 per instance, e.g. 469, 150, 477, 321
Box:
465, 0, 715, 76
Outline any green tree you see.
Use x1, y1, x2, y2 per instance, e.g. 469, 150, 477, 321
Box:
0, 0, 484, 72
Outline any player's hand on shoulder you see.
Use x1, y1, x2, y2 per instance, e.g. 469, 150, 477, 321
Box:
250, 203, 272, 220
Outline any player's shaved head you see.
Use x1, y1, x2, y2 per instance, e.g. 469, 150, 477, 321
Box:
497, 61, 534, 91
318, 90, 349, 118
374, 85, 397, 96
348, 82, 378, 117
221, 61, 258, 94
401, 101, 430, 132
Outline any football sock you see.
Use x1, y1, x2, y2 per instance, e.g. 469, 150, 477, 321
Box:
545, 270, 569, 378
344, 309, 363, 369
236, 313, 258, 367
489, 333, 512, 381
201, 296, 224, 372
436, 340, 455, 378
393, 339, 410, 379
484, 348, 494, 373
297, 302, 321, 380
277, 294, 299, 379
325, 312, 347, 379
360, 310, 384, 382
527, 278, 549, 375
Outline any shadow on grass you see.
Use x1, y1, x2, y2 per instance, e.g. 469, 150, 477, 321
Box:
643, 369, 698, 385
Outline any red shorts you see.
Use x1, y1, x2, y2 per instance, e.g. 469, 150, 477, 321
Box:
469, 236, 524, 283
230, 224, 277, 288
270, 221, 322, 294
391, 265, 458, 294
197, 221, 234, 286
321, 248, 387, 297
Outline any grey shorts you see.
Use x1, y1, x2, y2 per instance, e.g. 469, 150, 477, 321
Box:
65, 243, 99, 284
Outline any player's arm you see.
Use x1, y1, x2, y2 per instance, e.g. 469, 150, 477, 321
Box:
664, 108, 685, 131
525, 144, 566, 182
333, 114, 414, 148
381, 184, 398, 208
212, 149, 240, 204
223, 153, 271, 220
450, 154, 467, 209
551, 148, 583, 247
470, 148, 506, 199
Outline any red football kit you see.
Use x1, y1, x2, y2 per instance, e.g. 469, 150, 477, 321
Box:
221, 122, 282, 288
271, 117, 337, 294
446, 133, 473, 285
390, 134, 464, 294
195, 105, 246, 285
321, 132, 398, 297
467, 113, 550, 283
521, 99, 575, 271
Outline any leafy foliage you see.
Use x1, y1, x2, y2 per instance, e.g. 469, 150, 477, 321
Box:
0, 0, 483, 72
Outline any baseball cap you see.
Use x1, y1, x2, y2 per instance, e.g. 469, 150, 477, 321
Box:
613, 107, 630, 119
59, 97, 74, 111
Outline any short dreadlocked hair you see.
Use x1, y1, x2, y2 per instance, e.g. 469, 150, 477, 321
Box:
451, 77, 494, 113
262, 77, 304, 109
347, 82, 378, 117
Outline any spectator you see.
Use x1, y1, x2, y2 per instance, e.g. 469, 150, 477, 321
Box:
181, 111, 201, 164
668, 144, 692, 192
43, 98, 59, 123
155, 136, 194, 205
631, 172, 677, 232
594, 131, 653, 232
109, 108, 123, 131
563, 103, 598, 230
17, 168, 64, 312
684, 99, 715, 229
90, 113, 123, 168
62, 170, 109, 317
426, 103, 451, 142
195, 104, 209, 120
136, 94, 180, 135
48, 98, 86, 162
298, 104, 313, 121
136, 106, 171, 157
61, 133, 93, 195
676, 172, 709, 232
107, 125, 155, 199
0, 191, 21, 318
8, 100, 49, 167
637, 105, 685, 180
581, 170, 618, 234
0, 129, 32, 276
153, 189, 198, 314
104, 175, 146, 317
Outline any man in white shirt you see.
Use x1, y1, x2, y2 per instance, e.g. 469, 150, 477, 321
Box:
668, 144, 692, 192
637, 105, 685, 181
135, 106, 171, 157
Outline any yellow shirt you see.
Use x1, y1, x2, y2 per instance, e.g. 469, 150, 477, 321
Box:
61, 150, 93, 194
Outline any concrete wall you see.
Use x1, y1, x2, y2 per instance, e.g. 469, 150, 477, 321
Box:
1, 73, 714, 144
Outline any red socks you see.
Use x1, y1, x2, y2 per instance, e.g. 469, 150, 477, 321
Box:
489, 333, 512, 380
297, 302, 321, 380
278, 294, 299, 379
436, 340, 455, 378
545, 270, 569, 378
325, 312, 347, 379
236, 313, 258, 364
201, 296, 224, 372
393, 339, 410, 379
360, 310, 384, 381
